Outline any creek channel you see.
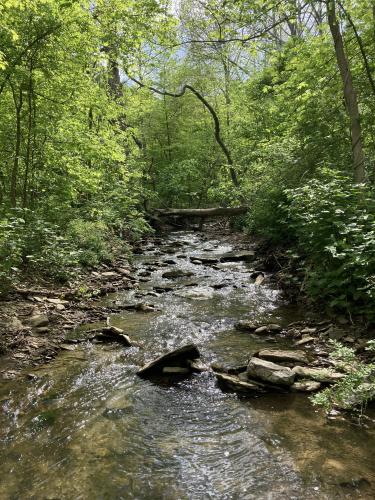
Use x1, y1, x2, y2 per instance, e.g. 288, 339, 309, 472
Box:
0, 230, 375, 499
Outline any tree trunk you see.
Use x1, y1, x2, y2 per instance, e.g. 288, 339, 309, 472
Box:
155, 206, 248, 217
327, 0, 365, 183
23, 61, 34, 207
10, 84, 23, 207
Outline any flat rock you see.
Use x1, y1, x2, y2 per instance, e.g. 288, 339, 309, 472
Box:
292, 366, 345, 383
101, 271, 119, 278
258, 349, 308, 365
137, 344, 200, 377
294, 336, 314, 346
301, 327, 317, 335
215, 372, 265, 394
154, 286, 174, 293
247, 357, 295, 386
94, 326, 132, 346
212, 282, 229, 289
210, 362, 247, 375
220, 251, 255, 263
189, 359, 209, 372
190, 256, 219, 264
162, 270, 194, 279
235, 320, 258, 332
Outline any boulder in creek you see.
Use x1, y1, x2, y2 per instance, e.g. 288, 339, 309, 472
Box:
290, 380, 322, 392
94, 326, 132, 347
215, 372, 266, 394
254, 273, 265, 286
292, 366, 345, 383
191, 259, 203, 265
212, 282, 229, 289
247, 357, 295, 386
190, 255, 219, 264
235, 320, 258, 332
220, 251, 255, 263
294, 336, 315, 346
210, 362, 247, 375
154, 286, 174, 293
162, 269, 194, 279
137, 344, 200, 378
257, 349, 308, 365
163, 259, 177, 265
254, 324, 282, 334
189, 359, 209, 372
235, 321, 282, 333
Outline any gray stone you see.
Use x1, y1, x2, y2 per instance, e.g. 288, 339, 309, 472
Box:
258, 349, 308, 365
220, 251, 255, 263
189, 359, 209, 372
254, 274, 265, 285
247, 357, 295, 386
235, 320, 258, 332
294, 336, 314, 346
301, 327, 317, 335
210, 362, 247, 375
190, 255, 219, 264
292, 366, 345, 383
162, 270, 194, 279
267, 324, 282, 332
137, 344, 200, 377
94, 326, 132, 346
254, 326, 269, 334
215, 372, 265, 394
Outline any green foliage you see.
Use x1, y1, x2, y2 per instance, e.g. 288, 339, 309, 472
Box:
284, 170, 375, 320
67, 218, 121, 268
311, 340, 375, 412
0, 209, 80, 290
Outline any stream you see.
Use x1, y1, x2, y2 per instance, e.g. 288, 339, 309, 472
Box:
0, 230, 374, 499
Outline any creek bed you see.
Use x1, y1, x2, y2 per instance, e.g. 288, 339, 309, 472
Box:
0, 231, 374, 499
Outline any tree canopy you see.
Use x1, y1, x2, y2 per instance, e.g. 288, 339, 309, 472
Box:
1, 0, 375, 319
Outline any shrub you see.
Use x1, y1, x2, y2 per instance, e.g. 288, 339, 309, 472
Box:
0, 209, 80, 290
284, 170, 375, 321
311, 340, 375, 413
66, 218, 117, 267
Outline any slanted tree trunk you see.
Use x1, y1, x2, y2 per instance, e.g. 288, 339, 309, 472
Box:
327, 0, 365, 183
127, 75, 240, 188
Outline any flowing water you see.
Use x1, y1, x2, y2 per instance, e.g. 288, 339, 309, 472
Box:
0, 231, 374, 499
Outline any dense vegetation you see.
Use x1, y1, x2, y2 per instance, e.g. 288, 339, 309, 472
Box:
1, 0, 375, 322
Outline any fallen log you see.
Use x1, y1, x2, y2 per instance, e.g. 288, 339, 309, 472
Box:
155, 206, 248, 218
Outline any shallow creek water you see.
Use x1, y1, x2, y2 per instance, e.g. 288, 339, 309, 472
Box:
1, 231, 375, 499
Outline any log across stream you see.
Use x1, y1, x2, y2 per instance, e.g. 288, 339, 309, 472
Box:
0, 230, 374, 499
